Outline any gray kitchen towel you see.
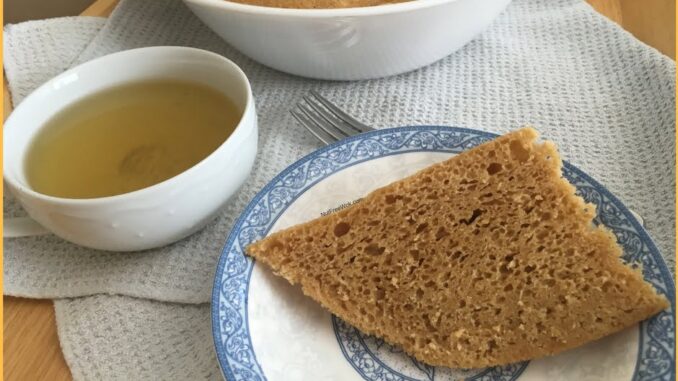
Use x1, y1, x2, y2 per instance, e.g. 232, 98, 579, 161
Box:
3, 16, 106, 105
55, 295, 220, 380
3, 0, 675, 378
4, 0, 675, 305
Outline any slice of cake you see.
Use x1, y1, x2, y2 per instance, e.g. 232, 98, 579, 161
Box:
246, 127, 669, 368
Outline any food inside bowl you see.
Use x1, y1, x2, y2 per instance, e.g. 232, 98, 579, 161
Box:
226, 0, 406, 9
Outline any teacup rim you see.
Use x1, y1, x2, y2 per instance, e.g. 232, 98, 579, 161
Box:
3, 46, 254, 206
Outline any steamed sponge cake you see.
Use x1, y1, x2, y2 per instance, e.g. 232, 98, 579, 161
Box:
246, 127, 669, 368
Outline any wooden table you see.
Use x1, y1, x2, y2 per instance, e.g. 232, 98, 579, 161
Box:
3, 0, 674, 379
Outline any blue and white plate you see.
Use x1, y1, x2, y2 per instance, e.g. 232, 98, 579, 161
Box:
212, 126, 675, 381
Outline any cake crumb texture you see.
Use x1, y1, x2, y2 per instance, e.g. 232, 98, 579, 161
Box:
247, 127, 669, 368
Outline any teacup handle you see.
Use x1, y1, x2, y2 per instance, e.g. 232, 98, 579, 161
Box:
4, 217, 50, 238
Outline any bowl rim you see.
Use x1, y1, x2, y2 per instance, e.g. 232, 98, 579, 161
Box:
183, 0, 461, 18
3, 46, 255, 206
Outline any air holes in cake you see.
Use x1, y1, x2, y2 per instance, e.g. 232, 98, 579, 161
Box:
544, 279, 556, 287
458, 300, 466, 308
541, 212, 551, 220
487, 339, 498, 354
423, 314, 436, 332
385, 194, 397, 204
536, 322, 545, 332
510, 140, 530, 162
337, 243, 354, 254
460, 209, 483, 225
426, 193, 439, 200
365, 244, 385, 256
482, 199, 501, 206
334, 222, 351, 237
435, 227, 449, 241
602, 281, 612, 292
524, 265, 536, 273
416, 223, 429, 234
279, 258, 291, 267
417, 258, 425, 269
487, 162, 502, 175
268, 239, 284, 251
503, 284, 513, 292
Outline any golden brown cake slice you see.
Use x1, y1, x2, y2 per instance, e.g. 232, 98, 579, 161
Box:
246, 127, 669, 368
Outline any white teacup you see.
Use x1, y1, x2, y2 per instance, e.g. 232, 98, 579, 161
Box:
4, 47, 258, 251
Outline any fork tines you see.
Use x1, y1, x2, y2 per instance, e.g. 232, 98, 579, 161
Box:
291, 90, 374, 145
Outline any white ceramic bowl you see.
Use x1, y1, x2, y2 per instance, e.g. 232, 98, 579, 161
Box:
183, 0, 510, 80
3, 47, 258, 251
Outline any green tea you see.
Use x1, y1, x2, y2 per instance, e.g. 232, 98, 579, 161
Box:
25, 80, 241, 199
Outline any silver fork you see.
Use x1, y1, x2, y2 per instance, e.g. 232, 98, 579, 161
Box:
290, 90, 374, 145
289, 91, 647, 228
